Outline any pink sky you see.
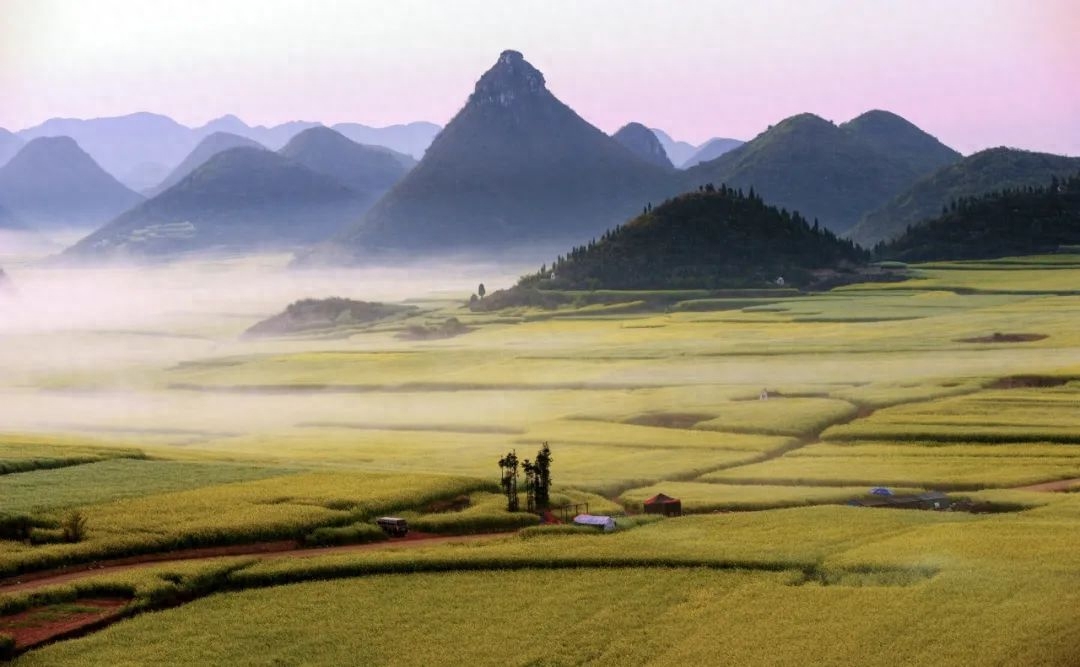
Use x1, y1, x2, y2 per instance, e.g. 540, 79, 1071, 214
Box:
1, 0, 1077, 155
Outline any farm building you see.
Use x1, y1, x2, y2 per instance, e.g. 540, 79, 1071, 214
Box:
849, 491, 952, 511
573, 514, 617, 532
643, 493, 682, 517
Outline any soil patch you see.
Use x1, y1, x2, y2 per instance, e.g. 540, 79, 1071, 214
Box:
988, 375, 1069, 389
1016, 477, 1080, 492
1, 598, 128, 650
624, 412, 714, 429
957, 333, 1048, 344
0, 532, 513, 596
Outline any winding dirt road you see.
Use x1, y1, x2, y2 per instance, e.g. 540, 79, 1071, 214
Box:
0, 531, 515, 595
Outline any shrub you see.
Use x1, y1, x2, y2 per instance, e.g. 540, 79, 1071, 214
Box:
62, 510, 89, 543
0, 633, 14, 660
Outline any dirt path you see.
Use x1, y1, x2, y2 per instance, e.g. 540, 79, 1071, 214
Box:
1016, 477, 1080, 492
0, 532, 515, 595
1, 598, 128, 651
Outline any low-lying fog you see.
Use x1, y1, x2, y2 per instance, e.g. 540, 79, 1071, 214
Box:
0, 234, 534, 437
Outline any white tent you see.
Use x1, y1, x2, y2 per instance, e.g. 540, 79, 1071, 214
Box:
573, 514, 616, 532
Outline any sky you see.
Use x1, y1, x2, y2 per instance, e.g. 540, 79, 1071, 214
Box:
1, 0, 1078, 155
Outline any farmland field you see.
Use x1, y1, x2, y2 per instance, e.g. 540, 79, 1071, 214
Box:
3, 254, 1080, 663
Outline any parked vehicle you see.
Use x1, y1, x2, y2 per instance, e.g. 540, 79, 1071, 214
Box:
375, 517, 409, 537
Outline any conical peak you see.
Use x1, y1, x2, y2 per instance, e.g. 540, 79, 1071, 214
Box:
471, 50, 547, 107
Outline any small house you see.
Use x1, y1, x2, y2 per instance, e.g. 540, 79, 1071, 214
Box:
643, 493, 682, 517
573, 514, 616, 532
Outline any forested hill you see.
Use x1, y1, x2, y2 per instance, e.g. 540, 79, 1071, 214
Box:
521, 185, 866, 290
875, 174, 1080, 262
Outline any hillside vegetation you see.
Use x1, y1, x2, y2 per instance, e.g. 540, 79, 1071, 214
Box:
850, 148, 1080, 246
683, 112, 955, 233
876, 173, 1080, 262
518, 185, 866, 291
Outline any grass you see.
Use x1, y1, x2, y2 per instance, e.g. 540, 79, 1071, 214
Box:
0, 459, 292, 515
0, 472, 493, 576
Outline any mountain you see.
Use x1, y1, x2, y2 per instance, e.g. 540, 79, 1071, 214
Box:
278, 127, 414, 200
876, 173, 1080, 262
194, 116, 321, 150
145, 132, 264, 197
518, 186, 865, 290
650, 128, 698, 167
612, 123, 674, 169
331, 122, 442, 160
64, 147, 366, 257
318, 50, 677, 261
680, 138, 744, 168
17, 113, 193, 190
848, 148, 1080, 247
683, 113, 926, 233
840, 110, 960, 176
0, 129, 23, 167
0, 202, 23, 229
0, 137, 144, 230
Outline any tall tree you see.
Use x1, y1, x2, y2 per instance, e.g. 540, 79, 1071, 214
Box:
497, 450, 519, 512
534, 442, 553, 510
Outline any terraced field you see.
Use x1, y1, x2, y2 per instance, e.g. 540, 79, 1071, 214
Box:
3, 255, 1080, 663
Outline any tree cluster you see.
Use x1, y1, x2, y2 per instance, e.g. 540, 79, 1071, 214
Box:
498, 443, 553, 513
517, 184, 866, 290
875, 172, 1080, 262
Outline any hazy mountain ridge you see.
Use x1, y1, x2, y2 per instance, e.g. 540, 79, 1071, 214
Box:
877, 172, 1080, 261
0, 129, 24, 167
331, 122, 442, 160
317, 50, 679, 261
0, 136, 144, 230
848, 148, 1080, 246
278, 127, 414, 200
64, 147, 368, 257
650, 128, 699, 167
683, 112, 942, 233
0, 201, 24, 230
145, 132, 265, 197
17, 113, 442, 189
840, 110, 961, 176
612, 123, 674, 169
680, 138, 744, 169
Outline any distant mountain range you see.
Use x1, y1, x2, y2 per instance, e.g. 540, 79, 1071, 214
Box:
0, 129, 24, 167
612, 123, 674, 170
848, 148, 1080, 247
144, 132, 265, 198
64, 127, 413, 258
0, 202, 23, 230
0, 136, 144, 230
330, 122, 441, 161
877, 173, 1080, 262
311, 51, 677, 262
840, 110, 960, 176
679, 138, 745, 169
64, 147, 365, 257
279, 127, 414, 199
518, 185, 866, 290
649, 128, 699, 167
682, 111, 961, 233
648, 129, 744, 169
15, 113, 442, 190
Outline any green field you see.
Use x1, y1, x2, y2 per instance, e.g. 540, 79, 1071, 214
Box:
4, 255, 1080, 663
